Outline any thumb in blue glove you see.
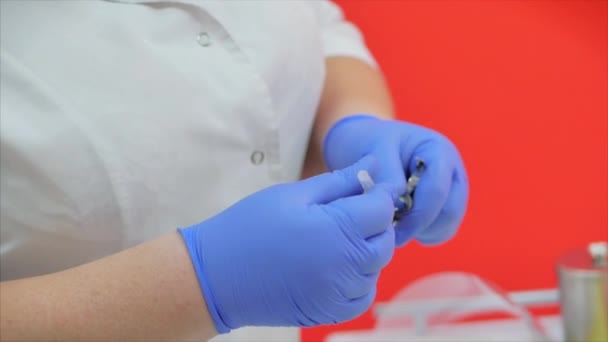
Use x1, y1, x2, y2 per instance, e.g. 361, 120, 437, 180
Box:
179, 156, 395, 333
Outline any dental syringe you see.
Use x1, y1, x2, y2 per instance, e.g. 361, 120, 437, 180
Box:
357, 157, 426, 223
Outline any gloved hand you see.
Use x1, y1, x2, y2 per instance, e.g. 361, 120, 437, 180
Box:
323, 115, 469, 247
179, 157, 395, 333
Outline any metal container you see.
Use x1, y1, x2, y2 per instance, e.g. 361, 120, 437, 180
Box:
556, 242, 608, 342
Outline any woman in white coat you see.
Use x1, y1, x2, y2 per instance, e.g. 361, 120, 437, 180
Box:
0, 1, 469, 341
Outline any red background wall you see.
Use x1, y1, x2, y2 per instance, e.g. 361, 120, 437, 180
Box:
303, 1, 607, 341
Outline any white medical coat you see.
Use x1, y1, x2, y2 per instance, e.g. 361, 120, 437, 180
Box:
0, 1, 376, 340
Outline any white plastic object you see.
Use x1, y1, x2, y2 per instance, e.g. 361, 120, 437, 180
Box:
588, 241, 608, 260
326, 272, 553, 342
357, 170, 375, 193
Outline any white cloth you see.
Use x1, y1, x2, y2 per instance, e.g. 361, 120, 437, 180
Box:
0, 0, 375, 340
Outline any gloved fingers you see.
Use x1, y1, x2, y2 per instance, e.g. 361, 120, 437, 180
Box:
414, 166, 469, 245
370, 144, 407, 201
339, 272, 379, 300
394, 144, 453, 246
332, 286, 377, 323
357, 227, 395, 275
326, 184, 394, 240
346, 286, 377, 321
300, 155, 377, 204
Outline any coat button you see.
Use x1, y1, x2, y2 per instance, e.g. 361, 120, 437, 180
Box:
250, 151, 265, 165
197, 32, 211, 47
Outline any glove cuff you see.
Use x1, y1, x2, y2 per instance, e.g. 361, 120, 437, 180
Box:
177, 226, 232, 334
322, 114, 379, 169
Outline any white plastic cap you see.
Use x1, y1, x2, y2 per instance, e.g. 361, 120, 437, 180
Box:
357, 170, 375, 194
588, 241, 608, 266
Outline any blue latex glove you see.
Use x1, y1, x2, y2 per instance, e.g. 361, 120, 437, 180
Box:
323, 115, 469, 247
179, 156, 395, 333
